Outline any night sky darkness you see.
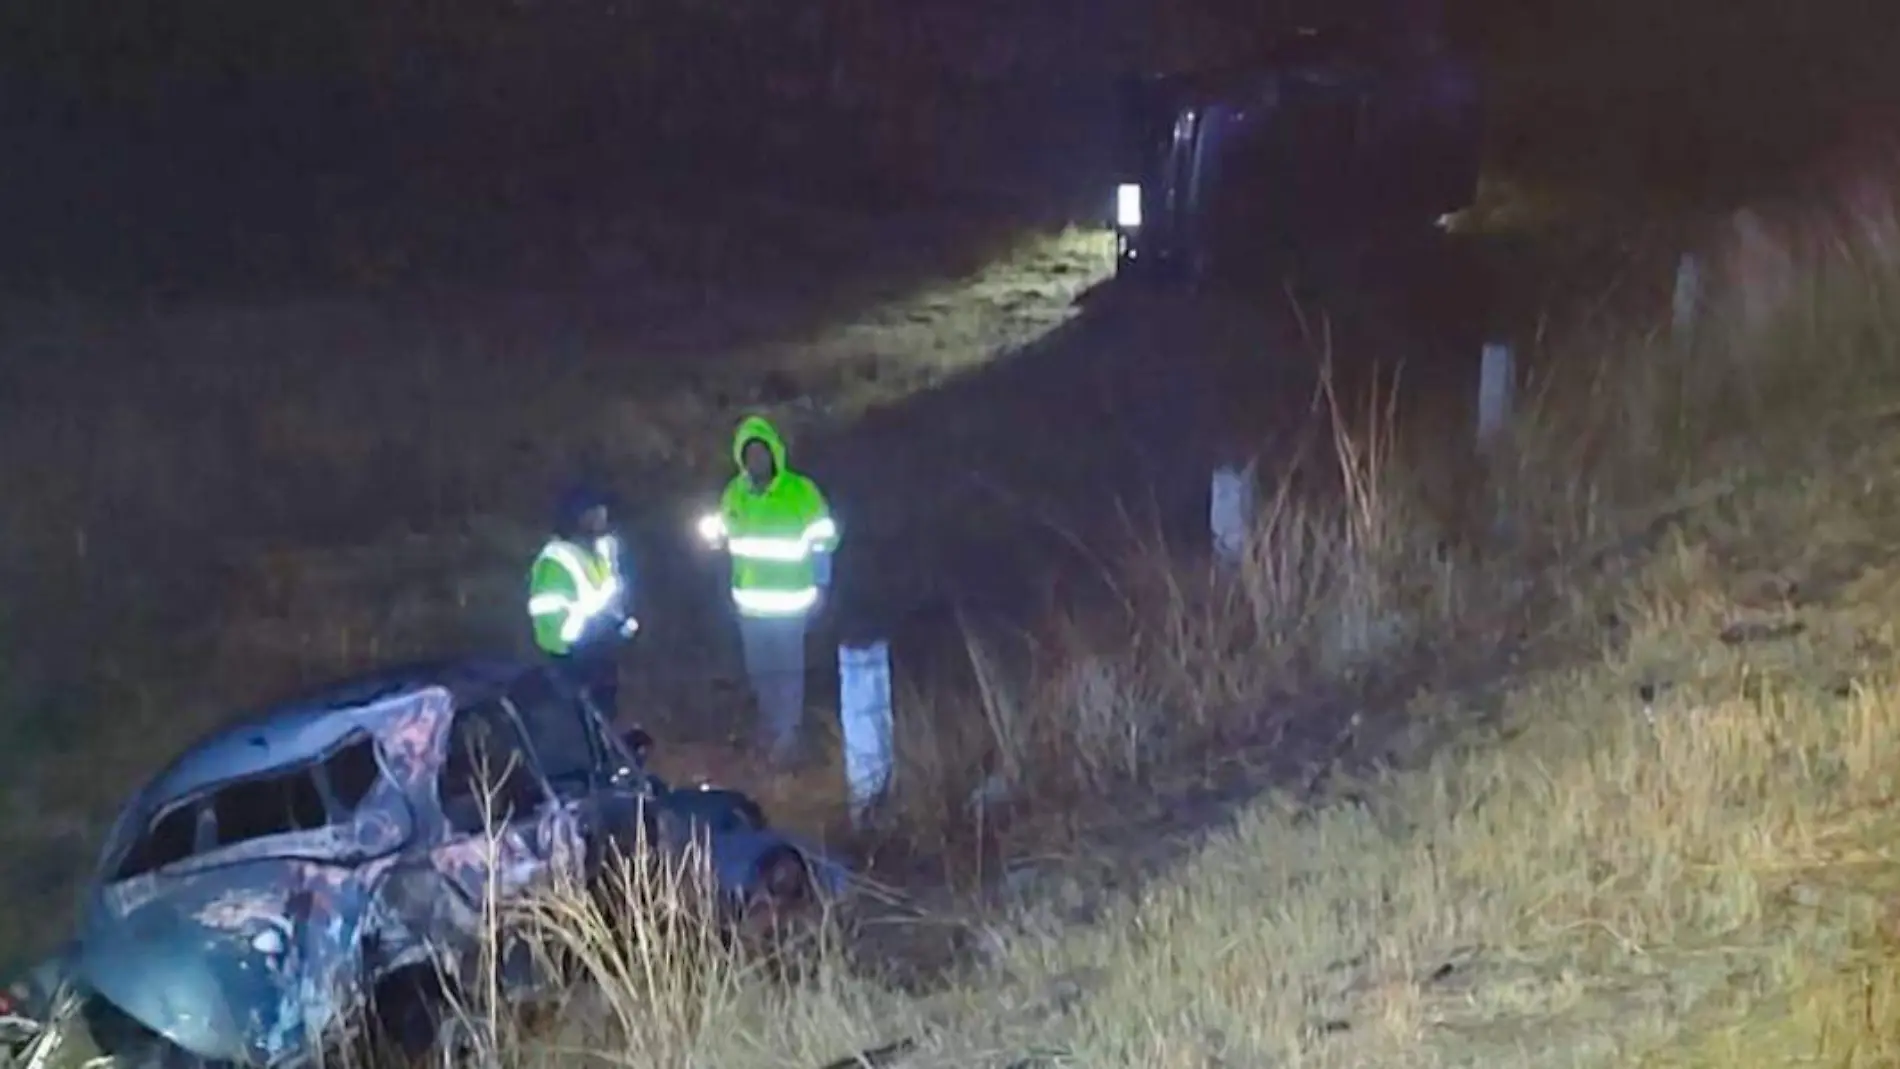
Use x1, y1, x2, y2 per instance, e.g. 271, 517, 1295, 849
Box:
0, 0, 1895, 298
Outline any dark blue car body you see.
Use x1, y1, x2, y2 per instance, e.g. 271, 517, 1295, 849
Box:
50, 657, 834, 1068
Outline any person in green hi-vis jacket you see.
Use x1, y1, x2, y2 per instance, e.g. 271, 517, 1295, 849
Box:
528, 484, 638, 719
696, 414, 838, 767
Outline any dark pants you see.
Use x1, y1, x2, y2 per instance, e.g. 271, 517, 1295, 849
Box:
737, 613, 810, 764
549, 642, 620, 721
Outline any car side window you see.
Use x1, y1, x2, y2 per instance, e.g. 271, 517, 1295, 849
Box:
111, 732, 396, 881
210, 767, 328, 848
506, 670, 598, 792
439, 700, 548, 835
114, 803, 199, 881
320, 734, 385, 811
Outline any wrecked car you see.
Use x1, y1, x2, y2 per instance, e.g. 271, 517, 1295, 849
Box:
1111, 18, 1482, 287
13, 657, 838, 1069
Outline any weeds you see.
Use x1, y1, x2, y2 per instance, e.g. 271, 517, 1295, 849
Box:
11, 174, 1900, 1069
767, 182, 1900, 1065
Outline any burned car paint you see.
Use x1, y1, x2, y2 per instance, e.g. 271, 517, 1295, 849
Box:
48, 657, 840, 1069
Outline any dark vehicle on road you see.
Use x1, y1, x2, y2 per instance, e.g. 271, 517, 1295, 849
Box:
1111, 23, 1482, 288
7, 657, 835, 1069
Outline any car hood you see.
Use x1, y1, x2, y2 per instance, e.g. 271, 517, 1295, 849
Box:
78, 867, 339, 1067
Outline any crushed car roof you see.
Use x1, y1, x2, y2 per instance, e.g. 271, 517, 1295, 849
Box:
139, 655, 533, 806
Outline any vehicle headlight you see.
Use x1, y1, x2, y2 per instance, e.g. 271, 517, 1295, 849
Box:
696, 513, 726, 545
250, 928, 287, 959
1116, 183, 1142, 229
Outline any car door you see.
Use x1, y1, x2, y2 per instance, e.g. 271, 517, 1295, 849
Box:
428, 697, 572, 908
503, 667, 635, 877
78, 732, 413, 1067
503, 667, 603, 801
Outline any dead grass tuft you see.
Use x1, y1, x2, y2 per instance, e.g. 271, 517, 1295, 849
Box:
457, 827, 927, 1069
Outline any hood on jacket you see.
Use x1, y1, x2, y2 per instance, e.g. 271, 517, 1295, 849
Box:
553, 482, 612, 538
731, 415, 788, 482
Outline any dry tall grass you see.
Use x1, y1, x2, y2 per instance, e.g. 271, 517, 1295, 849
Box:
423, 818, 921, 1069
465, 189, 1900, 1066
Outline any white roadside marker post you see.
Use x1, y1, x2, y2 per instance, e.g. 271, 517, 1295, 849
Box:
1476, 341, 1515, 449
1672, 251, 1704, 349
1210, 461, 1257, 568
838, 640, 895, 829
1477, 341, 1517, 540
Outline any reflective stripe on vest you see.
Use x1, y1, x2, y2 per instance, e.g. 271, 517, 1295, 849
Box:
731, 585, 818, 617
728, 518, 837, 562
532, 540, 620, 643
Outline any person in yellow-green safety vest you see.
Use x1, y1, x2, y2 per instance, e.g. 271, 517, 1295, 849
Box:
529, 484, 638, 720
696, 415, 838, 767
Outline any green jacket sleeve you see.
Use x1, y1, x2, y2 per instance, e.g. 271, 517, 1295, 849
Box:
799, 475, 838, 552
718, 477, 744, 527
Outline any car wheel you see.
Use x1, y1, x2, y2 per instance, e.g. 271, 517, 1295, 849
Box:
750, 844, 814, 910
367, 965, 460, 1064
732, 843, 820, 948
716, 790, 768, 833
671, 787, 768, 834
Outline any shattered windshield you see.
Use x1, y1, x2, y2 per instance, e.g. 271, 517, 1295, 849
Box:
505, 670, 600, 791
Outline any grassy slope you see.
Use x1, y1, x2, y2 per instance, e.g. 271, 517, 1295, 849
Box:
7, 3, 1900, 1059
0, 224, 1116, 959
468, 192, 1900, 1067
18, 193, 1900, 1069
983, 458, 1900, 1067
